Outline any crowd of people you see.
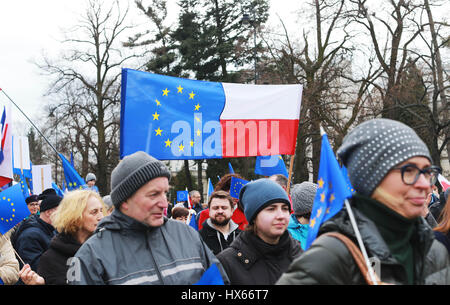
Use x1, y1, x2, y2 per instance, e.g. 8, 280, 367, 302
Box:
0, 118, 449, 285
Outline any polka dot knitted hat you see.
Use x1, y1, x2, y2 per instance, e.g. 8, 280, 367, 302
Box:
337, 118, 431, 197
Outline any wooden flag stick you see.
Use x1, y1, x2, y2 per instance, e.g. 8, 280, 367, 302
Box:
286, 153, 296, 194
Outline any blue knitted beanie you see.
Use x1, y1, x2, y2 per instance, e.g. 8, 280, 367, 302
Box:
239, 178, 291, 224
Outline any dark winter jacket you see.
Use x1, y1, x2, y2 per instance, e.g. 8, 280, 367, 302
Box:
199, 219, 241, 255
69, 209, 229, 285
277, 195, 450, 285
37, 232, 82, 285
217, 230, 302, 285
13, 215, 57, 272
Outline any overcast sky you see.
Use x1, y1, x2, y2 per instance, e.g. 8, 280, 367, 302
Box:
0, 0, 302, 136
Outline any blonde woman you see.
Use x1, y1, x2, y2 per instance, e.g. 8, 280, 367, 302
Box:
19, 190, 105, 285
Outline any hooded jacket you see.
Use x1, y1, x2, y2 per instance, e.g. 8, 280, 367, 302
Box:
277, 195, 450, 285
69, 209, 229, 285
217, 230, 303, 285
38, 232, 82, 285
199, 218, 241, 255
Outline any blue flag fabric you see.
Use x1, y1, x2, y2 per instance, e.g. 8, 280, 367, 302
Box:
341, 165, 355, 195
17, 173, 30, 198
304, 134, 352, 250
121, 68, 225, 160
254, 155, 288, 177
207, 178, 214, 198
229, 177, 249, 199
0, 183, 30, 234
188, 213, 198, 231
52, 182, 65, 197
228, 162, 235, 174
59, 153, 85, 191
177, 190, 189, 202
194, 264, 224, 285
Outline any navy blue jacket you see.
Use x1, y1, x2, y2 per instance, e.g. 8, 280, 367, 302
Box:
14, 215, 57, 271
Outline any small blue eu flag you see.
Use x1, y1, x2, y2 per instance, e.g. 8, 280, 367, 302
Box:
229, 177, 249, 199
59, 153, 86, 191
177, 190, 189, 202
254, 155, 288, 177
0, 183, 30, 234
304, 133, 352, 250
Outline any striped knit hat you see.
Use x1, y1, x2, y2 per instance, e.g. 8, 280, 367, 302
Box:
110, 151, 171, 208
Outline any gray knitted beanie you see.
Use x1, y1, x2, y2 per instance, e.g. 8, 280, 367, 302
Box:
337, 118, 431, 197
239, 178, 291, 224
86, 173, 96, 182
110, 151, 171, 208
291, 182, 317, 216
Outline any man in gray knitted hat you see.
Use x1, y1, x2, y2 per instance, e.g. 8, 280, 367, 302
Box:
287, 182, 317, 249
69, 151, 229, 285
278, 118, 450, 285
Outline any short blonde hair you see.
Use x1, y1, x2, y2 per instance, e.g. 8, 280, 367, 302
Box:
51, 190, 106, 235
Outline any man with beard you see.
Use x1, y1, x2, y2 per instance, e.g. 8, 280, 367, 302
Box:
199, 191, 241, 255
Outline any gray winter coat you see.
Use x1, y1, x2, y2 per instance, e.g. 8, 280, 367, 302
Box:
68, 209, 229, 285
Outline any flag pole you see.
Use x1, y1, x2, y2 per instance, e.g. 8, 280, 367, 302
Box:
0, 88, 58, 155
286, 135, 298, 194
344, 198, 379, 285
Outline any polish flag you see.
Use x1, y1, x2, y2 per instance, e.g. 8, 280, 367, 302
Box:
0, 101, 13, 187
438, 174, 450, 191
220, 83, 302, 158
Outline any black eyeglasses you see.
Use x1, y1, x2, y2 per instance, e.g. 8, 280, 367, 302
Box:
392, 164, 440, 186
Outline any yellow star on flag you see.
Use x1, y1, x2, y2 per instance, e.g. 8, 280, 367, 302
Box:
196, 129, 201, 137
190, 140, 194, 147
152, 111, 160, 120
164, 139, 172, 147
162, 88, 170, 96
178, 143, 185, 152
155, 99, 161, 106
194, 103, 201, 111
310, 218, 316, 228
177, 85, 183, 93
316, 207, 322, 218
320, 192, 325, 203
329, 193, 335, 202
155, 127, 163, 136
189, 91, 195, 99
318, 178, 325, 188
195, 116, 201, 122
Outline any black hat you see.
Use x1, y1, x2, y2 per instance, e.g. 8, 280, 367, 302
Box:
25, 195, 39, 204
40, 195, 62, 212
37, 188, 57, 201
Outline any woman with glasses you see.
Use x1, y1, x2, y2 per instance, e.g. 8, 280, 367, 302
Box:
278, 118, 450, 285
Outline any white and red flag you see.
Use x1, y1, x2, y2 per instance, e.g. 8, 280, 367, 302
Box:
438, 174, 450, 191
0, 99, 13, 187
120, 68, 303, 160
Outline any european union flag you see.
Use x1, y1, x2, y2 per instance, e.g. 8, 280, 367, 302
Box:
194, 264, 224, 285
341, 165, 355, 194
254, 155, 288, 177
59, 153, 85, 191
304, 134, 352, 250
121, 68, 225, 160
52, 182, 65, 197
228, 162, 235, 174
0, 183, 30, 234
207, 178, 214, 198
17, 173, 30, 198
229, 177, 249, 199
177, 190, 189, 202
188, 212, 198, 231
